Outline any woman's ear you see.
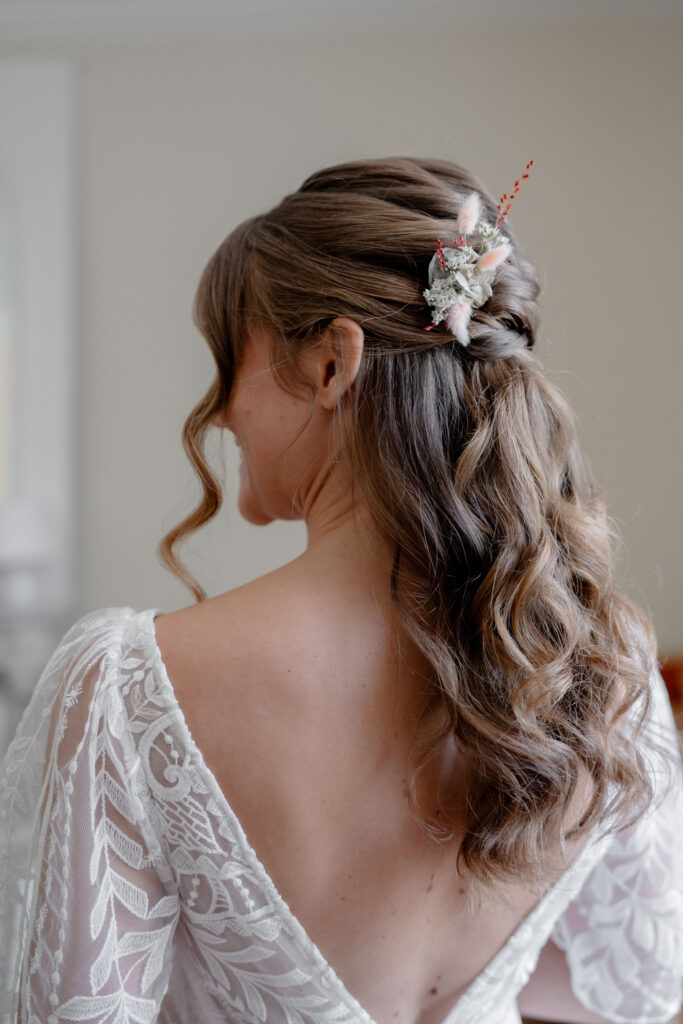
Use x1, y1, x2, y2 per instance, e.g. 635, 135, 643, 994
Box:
314, 316, 365, 411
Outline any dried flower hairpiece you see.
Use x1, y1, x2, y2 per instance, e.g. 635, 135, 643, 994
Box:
424, 159, 534, 347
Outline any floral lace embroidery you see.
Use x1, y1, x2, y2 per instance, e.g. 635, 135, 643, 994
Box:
0, 606, 681, 1024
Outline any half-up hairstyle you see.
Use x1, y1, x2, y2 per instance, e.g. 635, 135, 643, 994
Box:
159, 156, 669, 896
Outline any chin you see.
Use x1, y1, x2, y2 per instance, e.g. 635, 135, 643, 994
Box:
236, 461, 274, 525
237, 495, 275, 527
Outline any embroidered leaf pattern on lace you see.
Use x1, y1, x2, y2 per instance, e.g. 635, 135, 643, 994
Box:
1, 606, 681, 1024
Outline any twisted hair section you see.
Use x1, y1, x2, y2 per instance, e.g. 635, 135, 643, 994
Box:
159, 156, 664, 893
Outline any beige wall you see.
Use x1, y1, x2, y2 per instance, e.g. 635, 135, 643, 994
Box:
7, 17, 683, 649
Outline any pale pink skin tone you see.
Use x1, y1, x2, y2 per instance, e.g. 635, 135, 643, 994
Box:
213, 317, 394, 583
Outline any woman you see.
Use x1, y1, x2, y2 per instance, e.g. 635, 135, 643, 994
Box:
1, 156, 681, 1024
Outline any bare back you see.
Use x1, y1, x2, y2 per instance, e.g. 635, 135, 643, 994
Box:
153, 558, 588, 1024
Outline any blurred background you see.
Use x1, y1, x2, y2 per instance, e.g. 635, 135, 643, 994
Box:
0, 0, 682, 756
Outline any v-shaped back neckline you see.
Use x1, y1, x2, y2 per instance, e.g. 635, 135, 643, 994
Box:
139, 606, 609, 1024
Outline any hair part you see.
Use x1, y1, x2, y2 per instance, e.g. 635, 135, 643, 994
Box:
158, 156, 670, 899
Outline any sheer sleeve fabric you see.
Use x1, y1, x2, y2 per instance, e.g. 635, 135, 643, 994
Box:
0, 607, 180, 1024
549, 663, 683, 1024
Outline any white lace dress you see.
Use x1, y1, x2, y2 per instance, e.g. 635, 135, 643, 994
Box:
0, 606, 681, 1024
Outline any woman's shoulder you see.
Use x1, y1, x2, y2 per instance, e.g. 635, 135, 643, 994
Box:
41, 605, 145, 691
48, 606, 162, 690
52, 575, 323, 758
59, 604, 148, 652
152, 567, 337, 705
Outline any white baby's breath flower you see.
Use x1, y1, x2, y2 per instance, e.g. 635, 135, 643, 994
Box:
423, 204, 512, 342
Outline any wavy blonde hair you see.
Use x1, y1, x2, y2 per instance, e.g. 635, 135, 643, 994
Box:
159, 156, 664, 895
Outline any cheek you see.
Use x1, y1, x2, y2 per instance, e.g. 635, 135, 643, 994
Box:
230, 393, 257, 444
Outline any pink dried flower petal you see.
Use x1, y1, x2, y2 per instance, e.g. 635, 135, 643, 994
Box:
456, 192, 481, 236
446, 297, 472, 347
477, 243, 512, 271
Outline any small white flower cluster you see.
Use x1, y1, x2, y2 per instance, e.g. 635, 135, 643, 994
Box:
423, 192, 512, 347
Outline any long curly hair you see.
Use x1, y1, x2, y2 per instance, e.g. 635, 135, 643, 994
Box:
158, 156, 663, 895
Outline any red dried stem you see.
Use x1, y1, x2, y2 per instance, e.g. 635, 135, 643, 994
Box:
435, 236, 447, 269
494, 159, 534, 229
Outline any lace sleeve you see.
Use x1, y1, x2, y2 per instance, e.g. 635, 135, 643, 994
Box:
0, 608, 180, 1024
550, 662, 683, 1024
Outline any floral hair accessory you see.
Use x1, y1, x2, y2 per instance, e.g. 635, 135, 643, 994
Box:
424, 160, 534, 347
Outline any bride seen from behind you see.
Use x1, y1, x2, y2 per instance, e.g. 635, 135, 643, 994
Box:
152, 156, 681, 1023
1, 155, 680, 1024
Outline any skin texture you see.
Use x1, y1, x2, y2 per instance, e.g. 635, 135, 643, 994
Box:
214, 316, 405, 626
214, 317, 367, 529
154, 318, 610, 1024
